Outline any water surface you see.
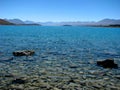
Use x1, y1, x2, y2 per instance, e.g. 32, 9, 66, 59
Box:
0, 26, 120, 89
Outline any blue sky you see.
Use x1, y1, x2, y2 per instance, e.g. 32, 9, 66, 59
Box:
0, 0, 120, 22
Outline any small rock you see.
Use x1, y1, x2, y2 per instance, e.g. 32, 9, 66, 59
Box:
97, 59, 118, 69
114, 75, 120, 80
53, 87, 61, 90
4, 74, 15, 77
9, 85, 24, 90
82, 75, 87, 79
39, 83, 52, 89
69, 65, 78, 68
103, 77, 109, 80
79, 71, 84, 74
109, 86, 119, 90
67, 79, 75, 84
11, 78, 26, 84
13, 50, 35, 56
8, 88, 23, 90
93, 85, 101, 89
79, 81, 86, 86
28, 87, 39, 90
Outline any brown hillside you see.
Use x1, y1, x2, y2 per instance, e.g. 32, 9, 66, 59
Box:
0, 19, 14, 25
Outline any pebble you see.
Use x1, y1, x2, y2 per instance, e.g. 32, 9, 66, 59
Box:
53, 87, 61, 90
79, 71, 84, 74
11, 78, 27, 84
110, 86, 119, 90
92, 84, 102, 89
69, 65, 78, 68
114, 75, 120, 80
79, 81, 86, 86
8, 85, 24, 90
104, 77, 109, 80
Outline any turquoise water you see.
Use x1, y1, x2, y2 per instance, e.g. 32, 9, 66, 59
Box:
0, 26, 120, 89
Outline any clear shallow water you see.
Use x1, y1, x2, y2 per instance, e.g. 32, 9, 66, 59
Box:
0, 26, 120, 90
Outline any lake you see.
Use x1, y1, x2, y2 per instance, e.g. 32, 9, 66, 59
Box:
0, 26, 120, 89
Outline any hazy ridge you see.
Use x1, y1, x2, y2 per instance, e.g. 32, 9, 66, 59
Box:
0, 18, 120, 26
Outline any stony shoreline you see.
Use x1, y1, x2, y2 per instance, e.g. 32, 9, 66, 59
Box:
0, 52, 120, 90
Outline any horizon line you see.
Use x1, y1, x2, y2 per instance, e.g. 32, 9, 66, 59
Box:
1, 18, 120, 22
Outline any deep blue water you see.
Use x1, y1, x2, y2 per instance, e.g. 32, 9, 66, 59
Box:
0, 26, 120, 60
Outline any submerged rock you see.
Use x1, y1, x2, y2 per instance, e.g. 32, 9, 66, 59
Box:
69, 65, 78, 68
69, 64, 78, 68
114, 75, 120, 80
13, 50, 35, 56
4, 74, 15, 77
97, 59, 118, 69
11, 78, 26, 84
67, 79, 75, 84
7, 84, 24, 90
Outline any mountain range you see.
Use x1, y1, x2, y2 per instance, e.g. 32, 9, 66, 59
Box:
0, 18, 120, 26
0, 19, 14, 25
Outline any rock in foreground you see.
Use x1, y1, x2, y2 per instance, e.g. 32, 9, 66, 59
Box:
13, 50, 35, 56
11, 78, 26, 84
97, 59, 118, 69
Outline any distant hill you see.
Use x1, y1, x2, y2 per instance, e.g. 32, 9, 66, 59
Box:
5, 19, 25, 24
96, 19, 120, 25
39, 19, 120, 26
39, 21, 95, 26
24, 20, 41, 25
24, 20, 36, 24
1, 18, 120, 26
4, 19, 41, 25
0, 19, 14, 25
17, 23, 41, 26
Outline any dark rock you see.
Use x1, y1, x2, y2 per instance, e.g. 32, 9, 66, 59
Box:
13, 50, 35, 56
97, 59, 118, 69
69, 65, 78, 68
69, 66, 78, 68
11, 78, 26, 84
79, 81, 86, 86
4, 74, 15, 77
114, 75, 120, 79
68, 79, 75, 84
